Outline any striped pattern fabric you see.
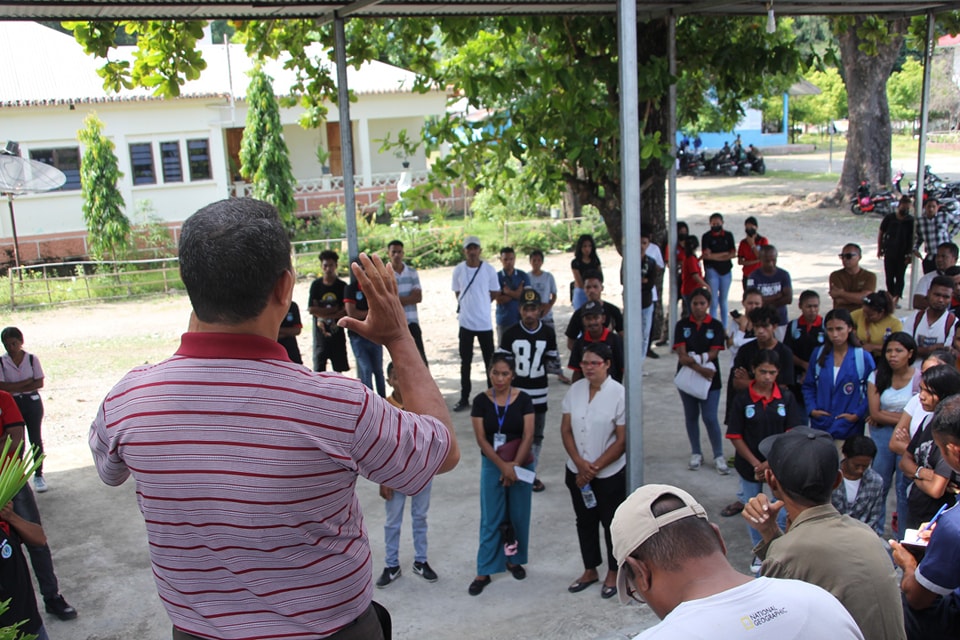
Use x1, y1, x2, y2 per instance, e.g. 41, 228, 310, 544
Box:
90, 332, 451, 640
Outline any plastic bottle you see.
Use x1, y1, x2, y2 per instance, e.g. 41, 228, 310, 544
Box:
581, 483, 597, 509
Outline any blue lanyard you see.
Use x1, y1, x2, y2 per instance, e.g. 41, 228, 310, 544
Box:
493, 388, 511, 433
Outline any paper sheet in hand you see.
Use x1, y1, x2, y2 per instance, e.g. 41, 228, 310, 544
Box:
514, 466, 536, 484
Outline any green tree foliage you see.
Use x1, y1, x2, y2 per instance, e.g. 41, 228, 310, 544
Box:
66, 15, 801, 250
77, 113, 130, 261
238, 67, 297, 228
886, 57, 923, 124
792, 67, 848, 126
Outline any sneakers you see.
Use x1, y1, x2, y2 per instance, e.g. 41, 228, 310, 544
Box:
452, 399, 470, 412
44, 594, 77, 621
714, 456, 731, 475
413, 561, 438, 582
376, 566, 401, 588
33, 476, 48, 493
688, 454, 703, 470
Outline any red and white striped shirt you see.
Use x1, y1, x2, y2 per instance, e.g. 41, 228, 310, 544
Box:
89, 332, 450, 639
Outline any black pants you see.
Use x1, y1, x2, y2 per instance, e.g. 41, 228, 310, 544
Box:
884, 254, 908, 299
458, 328, 494, 403
565, 467, 626, 572
13, 394, 43, 477
408, 322, 428, 365
172, 601, 389, 640
313, 324, 349, 372
12, 485, 58, 600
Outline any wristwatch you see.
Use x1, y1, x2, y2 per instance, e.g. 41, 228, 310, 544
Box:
914, 467, 922, 480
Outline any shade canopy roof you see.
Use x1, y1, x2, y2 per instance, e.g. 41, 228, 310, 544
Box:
0, 0, 957, 20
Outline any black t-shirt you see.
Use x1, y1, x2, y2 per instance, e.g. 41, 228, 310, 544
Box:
641, 254, 656, 308
879, 213, 914, 259
568, 330, 625, 383
726, 340, 795, 424
500, 322, 559, 413
343, 282, 368, 338
783, 316, 826, 384
726, 385, 802, 481
571, 256, 603, 283
906, 420, 958, 527
471, 390, 534, 452
278, 302, 303, 364
701, 230, 736, 275
565, 301, 624, 341
308, 279, 346, 313
0, 523, 41, 634
673, 315, 726, 391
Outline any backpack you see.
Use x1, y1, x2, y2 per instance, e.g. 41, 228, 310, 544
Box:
911, 310, 956, 343
813, 345, 867, 402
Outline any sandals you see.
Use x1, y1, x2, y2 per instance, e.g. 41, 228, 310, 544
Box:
601, 584, 618, 599
505, 563, 526, 580
532, 479, 545, 493
468, 576, 491, 596
720, 501, 744, 517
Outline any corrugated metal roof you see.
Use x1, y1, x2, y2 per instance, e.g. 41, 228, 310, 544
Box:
0, 0, 956, 21
0, 21, 426, 108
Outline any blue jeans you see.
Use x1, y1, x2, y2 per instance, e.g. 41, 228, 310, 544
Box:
678, 389, 724, 459
641, 304, 653, 361
477, 456, 533, 575
349, 333, 385, 397
384, 481, 431, 567
869, 424, 897, 530
705, 268, 732, 330
738, 477, 787, 547
572, 287, 587, 311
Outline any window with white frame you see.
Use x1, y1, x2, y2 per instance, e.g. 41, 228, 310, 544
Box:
159, 141, 183, 183
128, 138, 212, 186
186, 139, 212, 181
129, 143, 156, 185
29, 147, 81, 191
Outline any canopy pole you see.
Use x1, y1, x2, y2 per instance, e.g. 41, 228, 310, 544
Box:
619, 0, 644, 491
910, 9, 935, 299
334, 14, 359, 262
667, 13, 678, 349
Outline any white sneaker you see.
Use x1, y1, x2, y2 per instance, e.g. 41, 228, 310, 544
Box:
714, 456, 731, 475
688, 454, 703, 470
33, 477, 48, 493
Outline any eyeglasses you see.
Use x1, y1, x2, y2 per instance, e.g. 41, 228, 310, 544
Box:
623, 563, 645, 604
580, 360, 605, 367
839, 253, 859, 260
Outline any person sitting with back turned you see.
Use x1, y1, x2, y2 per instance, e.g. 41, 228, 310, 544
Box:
610, 484, 864, 640
743, 427, 906, 640
89, 198, 459, 640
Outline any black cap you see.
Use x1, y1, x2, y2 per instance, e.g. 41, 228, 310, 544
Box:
582, 300, 604, 317
759, 427, 838, 503
520, 287, 541, 307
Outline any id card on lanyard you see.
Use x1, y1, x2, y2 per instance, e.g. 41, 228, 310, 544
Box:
492, 389, 511, 451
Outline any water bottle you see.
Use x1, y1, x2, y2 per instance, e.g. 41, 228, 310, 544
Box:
581, 483, 597, 509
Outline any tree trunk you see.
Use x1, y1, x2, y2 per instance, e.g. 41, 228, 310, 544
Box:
835, 17, 908, 202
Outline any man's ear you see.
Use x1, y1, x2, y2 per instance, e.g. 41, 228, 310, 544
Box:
273, 269, 294, 307
626, 556, 652, 595
710, 523, 728, 556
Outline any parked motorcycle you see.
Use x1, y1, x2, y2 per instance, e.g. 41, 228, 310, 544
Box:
706, 142, 738, 177
746, 145, 765, 175
850, 180, 900, 216
677, 141, 706, 177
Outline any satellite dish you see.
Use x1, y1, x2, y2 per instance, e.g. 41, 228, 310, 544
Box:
0, 153, 67, 271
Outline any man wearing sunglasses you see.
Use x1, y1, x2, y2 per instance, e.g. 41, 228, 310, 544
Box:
610, 484, 863, 639
829, 244, 878, 313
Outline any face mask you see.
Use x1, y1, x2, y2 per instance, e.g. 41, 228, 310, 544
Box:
711, 225, 722, 233
745, 228, 757, 237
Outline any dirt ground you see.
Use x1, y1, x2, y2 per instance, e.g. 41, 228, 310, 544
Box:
0, 169, 900, 639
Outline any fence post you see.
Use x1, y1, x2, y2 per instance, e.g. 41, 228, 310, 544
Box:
8, 269, 14, 309
44, 265, 52, 304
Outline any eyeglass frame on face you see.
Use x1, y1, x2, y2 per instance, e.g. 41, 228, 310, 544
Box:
839, 252, 859, 260
623, 558, 646, 604
580, 358, 606, 367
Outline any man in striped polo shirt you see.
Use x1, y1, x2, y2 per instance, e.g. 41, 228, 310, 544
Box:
89, 198, 459, 640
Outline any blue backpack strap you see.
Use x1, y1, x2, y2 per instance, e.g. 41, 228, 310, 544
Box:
854, 347, 866, 401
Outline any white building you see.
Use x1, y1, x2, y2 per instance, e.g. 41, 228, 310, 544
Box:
0, 22, 447, 263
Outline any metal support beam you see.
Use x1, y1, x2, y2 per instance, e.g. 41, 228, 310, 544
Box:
619, 0, 644, 491
910, 9, 935, 296
334, 14, 359, 262
667, 13, 678, 350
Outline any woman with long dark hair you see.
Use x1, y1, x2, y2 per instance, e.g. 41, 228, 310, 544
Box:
802, 308, 876, 442
866, 331, 919, 531
571, 234, 602, 310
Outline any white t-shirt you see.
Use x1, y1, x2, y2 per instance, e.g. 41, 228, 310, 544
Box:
451, 261, 500, 332
908, 309, 956, 349
866, 368, 919, 413
528, 271, 558, 322
913, 271, 937, 304
843, 477, 862, 504
633, 577, 864, 640
561, 376, 626, 478
903, 393, 932, 438
645, 243, 665, 302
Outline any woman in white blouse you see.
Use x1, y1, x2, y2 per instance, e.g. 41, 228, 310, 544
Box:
560, 342, 626, 600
